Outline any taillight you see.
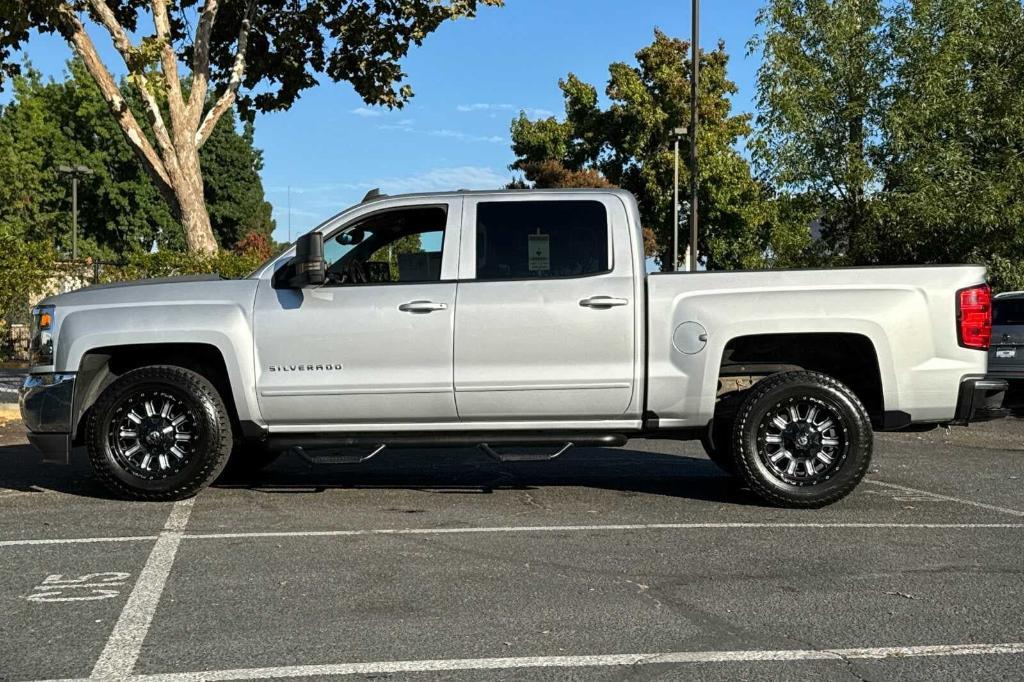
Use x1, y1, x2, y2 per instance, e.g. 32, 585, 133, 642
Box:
957, 284, 992, 350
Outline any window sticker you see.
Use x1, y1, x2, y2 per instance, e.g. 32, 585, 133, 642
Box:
528, 233, 550, 271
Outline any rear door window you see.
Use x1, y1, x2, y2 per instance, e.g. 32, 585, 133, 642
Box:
474, 200, 609, 280
994, 299, 1024, 325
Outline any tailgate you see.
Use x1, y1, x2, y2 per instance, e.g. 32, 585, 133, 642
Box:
990, 297, 1024, 375
990, 326, 1024, 372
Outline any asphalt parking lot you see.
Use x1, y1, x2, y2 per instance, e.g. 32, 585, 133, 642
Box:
1, 419, 1022, 681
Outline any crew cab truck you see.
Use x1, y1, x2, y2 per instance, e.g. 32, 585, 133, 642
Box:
20, 189, 1003, 507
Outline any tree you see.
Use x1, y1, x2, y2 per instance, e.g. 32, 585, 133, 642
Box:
879, 0, 1024, 275
751, 0, 888, 264
510, 30, 780, 270
0, 0, 502, 254
0, 59, 276, 257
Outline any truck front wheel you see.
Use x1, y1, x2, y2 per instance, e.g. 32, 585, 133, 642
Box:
86, 365, 233, 500
732, 371, 872, 508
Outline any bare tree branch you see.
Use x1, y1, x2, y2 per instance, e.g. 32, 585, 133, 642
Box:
85, 0, 176, 161
151, 0, 187, 141
188, 0, 221, 128
56, 4, 173, 193
195, 0, 254, 148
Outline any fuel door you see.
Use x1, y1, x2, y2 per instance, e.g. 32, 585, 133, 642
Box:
672, 321, 708, 355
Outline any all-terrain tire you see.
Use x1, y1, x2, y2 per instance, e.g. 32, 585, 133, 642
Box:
732, 370, 872, 508
86, 365, 233, 500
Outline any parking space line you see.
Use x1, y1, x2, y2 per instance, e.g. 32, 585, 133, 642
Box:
35, 641, 1017, 681
868, 480, 1024, 517
3, 522, 1024, 549
0, 535, 157, 548
183, 522, 1024, 541
89, 499, 195, 681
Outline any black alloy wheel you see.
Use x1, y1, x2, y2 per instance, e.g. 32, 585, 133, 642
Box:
732, 371, 872, 508
87, 365, 232, 500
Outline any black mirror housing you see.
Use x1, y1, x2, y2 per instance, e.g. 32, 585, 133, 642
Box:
277, 232, 325, 289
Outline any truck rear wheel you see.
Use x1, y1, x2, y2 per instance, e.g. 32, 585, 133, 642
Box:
732, 371, 872, 508
86, 365, 233, 500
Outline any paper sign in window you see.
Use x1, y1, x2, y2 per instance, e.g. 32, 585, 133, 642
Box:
528, 233, 550, 271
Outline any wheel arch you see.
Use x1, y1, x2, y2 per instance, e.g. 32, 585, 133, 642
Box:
71, 342, 250, 444
715, 332, 894, 428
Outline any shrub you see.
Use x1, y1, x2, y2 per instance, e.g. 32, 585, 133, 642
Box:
0, 235, 55, 324
97, 250, 264, 284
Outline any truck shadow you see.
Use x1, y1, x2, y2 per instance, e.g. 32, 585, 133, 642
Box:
215, 446, 762, 506
0, 443, 760, 506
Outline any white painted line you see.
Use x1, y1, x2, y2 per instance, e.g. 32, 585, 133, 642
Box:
183, 522, 1024, 541
90, 499, 195, 680
868, 480, 1024, 517
57, 641, 1021, 681
3, 522, 1024, 549
0, 535, 157, 548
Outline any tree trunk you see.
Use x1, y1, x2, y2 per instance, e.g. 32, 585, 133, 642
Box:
174, 182, 219, 254
171, 141, 219, 255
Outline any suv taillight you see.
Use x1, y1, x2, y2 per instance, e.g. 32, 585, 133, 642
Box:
957, 284, 992, 350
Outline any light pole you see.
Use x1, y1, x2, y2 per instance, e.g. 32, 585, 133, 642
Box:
689, 0, 700, 273
57, 164, 94, 261
671, 126, 688, 272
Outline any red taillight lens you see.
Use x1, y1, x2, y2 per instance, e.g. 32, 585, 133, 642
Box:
957, 284, 992, 350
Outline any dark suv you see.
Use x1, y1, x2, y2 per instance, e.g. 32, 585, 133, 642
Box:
988, 292, 1024, 413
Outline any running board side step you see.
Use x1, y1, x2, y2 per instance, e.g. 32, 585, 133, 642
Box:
267, 431, 628, 465
478, 442, 574, 463
292, 444, 386, 465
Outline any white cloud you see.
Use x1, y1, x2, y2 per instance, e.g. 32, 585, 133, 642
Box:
457, 103, 556, 119
456, 103, 514, 112
350, 107, 383, 117
372, 166, 510, 194
378, 124, 506, 145
522, 107, 556, 119
270, 166, 509, 197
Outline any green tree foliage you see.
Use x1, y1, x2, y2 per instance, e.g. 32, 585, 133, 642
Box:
0, 60, 275, 258
752, 0, 1024, 286
510, 30, 793, 270
879, 0, 1024, 281
751, 0, 888, 265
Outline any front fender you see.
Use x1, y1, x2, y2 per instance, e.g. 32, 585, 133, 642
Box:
55, 302, 261, 426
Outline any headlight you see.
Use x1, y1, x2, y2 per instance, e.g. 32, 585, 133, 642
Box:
29, 305, 55, 366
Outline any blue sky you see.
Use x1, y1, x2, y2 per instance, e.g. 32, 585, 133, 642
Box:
11, 0, 766, 243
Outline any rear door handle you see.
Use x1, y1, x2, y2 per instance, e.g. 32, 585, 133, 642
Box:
579, 296, 629, 308
399, 300, 448, 313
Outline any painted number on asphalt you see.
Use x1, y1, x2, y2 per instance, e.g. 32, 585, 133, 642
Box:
25, 572, 131, 602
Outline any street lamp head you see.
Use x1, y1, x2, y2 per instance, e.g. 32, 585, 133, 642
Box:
57, 164, 94, 175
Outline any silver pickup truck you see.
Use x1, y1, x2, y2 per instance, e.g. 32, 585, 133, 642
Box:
19, 189, 1003, 507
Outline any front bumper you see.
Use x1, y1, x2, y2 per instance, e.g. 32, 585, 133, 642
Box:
19, 373, 75, 464
951, 376, 1009, 425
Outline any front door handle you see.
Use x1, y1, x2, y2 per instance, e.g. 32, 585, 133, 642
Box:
399, 300, 448, 313
579, 296, 629, 308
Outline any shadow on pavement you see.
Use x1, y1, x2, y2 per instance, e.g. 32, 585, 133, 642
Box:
215, 445, 759, 506
0, 441, 758, 506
